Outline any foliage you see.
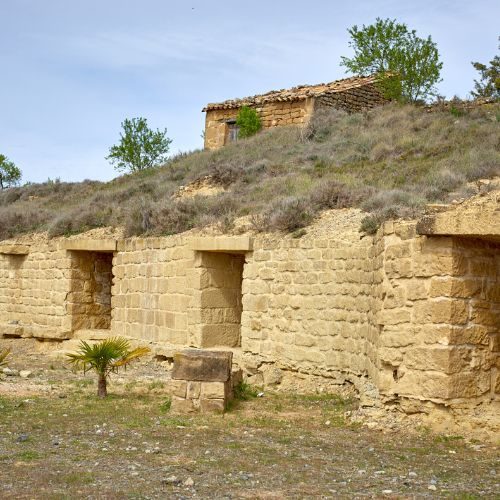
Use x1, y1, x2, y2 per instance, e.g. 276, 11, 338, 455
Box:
0, 103, 499, 240
340, 17, 443, 102
0, 348, 11, 367
106, 117, 172, 173
236, 106, 262, 138
0, 154, 22, 189
471, 37, 500, 99
233, 381, 260, 401
67, 337, 150, 398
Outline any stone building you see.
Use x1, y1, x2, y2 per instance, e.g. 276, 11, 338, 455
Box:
203, 75, 388, 150
1, 191, 499, 436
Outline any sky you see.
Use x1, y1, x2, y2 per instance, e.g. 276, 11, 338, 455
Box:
1, 0, 499, 184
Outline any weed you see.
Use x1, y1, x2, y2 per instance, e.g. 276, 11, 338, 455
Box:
233, 381, 260, 401
159, 397, 171, 413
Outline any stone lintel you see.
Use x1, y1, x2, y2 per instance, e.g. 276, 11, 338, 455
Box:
61, 239, 117, 252
172, 349, 232, 382
0, 245, 30, 255
189, 236, 253, 253
417, 210, 500, 242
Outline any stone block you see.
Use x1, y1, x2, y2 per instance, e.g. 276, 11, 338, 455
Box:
187, 381, 201, 399
172, 349, 232, 382
189, 236, 253, 253
170, 380, 187, 398
171, 397, 197, 414
200, 398, 225, 413
201, 381, 230, 399
61, 239, 117, 252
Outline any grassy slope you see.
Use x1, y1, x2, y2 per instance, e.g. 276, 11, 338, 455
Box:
1, 102, 499, 241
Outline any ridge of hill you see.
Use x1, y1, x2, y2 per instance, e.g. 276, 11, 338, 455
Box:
1, 102, 499, 241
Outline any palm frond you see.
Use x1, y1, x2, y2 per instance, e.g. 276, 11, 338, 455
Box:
0, 348, 11, 367
112, 346, 151, 369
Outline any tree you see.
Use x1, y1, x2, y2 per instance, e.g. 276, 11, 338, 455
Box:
0, 154, 22, 189
236, 106, 262, 138
106, 117, 172, 173
67, 337, 150, 398
340, 18, 443, 103
471, 37, 500, 99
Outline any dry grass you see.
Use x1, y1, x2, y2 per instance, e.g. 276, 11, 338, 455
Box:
1, 102, 498, 240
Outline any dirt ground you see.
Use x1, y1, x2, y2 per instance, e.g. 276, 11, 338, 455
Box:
0, 338, 499, 499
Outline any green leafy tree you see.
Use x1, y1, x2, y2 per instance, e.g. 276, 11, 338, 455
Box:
236, 106, 262, 138
106, 117, 172, 173
471, 37, 500, 99
67, 337, 150, 398
0, 154, 22, 189
340, 18, 443, 102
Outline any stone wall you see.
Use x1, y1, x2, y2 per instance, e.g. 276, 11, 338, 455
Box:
0, 211, 498, 428
0, 241, 72, 339
374, 222, 500, 408
316, 84, 387, 113
68, 251, 113, 331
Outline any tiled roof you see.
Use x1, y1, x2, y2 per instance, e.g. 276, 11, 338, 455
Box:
203, 75, 380, 111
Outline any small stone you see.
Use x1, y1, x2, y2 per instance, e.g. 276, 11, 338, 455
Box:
325, 420, 331, 426
382, 490, 393, 494
163, 475, 180, 485
19, 370, 32, 379
3, 368, 19, 377
16, 434, 29, 443
428, 485, 437, 491
408, 471, 417, 477
184, 477, 194, 487
257, 392, 264, 397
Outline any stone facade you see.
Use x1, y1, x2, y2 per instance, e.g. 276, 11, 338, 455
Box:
0, 193, 499, 434
203, 75, 388, 150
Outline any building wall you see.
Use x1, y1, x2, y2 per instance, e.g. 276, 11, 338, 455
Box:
0, 222, 498, 414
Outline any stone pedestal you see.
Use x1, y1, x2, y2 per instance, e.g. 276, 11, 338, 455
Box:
170, 350, 233, 413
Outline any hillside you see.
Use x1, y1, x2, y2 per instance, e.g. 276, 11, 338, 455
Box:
1, 102, 499, 241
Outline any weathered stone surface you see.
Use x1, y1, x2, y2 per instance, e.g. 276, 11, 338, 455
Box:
172, 350, 232, 382
61, 239, 117, 252
0, 245, 29, 255
200, 398, 225, 413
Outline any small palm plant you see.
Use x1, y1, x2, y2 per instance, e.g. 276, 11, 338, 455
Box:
67, 338, 150, 398
0, 348, 11, 367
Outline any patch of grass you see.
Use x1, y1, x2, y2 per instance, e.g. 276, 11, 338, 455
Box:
159, 397, 172, 413
160, 416, 191, 427
233, 381, 260, 401
18, 450, 41, 460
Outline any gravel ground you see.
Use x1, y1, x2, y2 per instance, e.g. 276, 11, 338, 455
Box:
1, 338, 499, 499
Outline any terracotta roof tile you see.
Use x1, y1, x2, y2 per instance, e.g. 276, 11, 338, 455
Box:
203, 75, 380, 111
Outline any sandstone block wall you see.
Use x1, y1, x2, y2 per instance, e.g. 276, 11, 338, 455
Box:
68, 251, 113, 331
374, 222, 500, 407
241, 233, 379, 384
188, 252, 244, 348
0, 216, 498, 421
0, 242, 72, 339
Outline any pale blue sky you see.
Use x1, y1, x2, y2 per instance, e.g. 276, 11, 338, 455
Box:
1, 0, 498, 183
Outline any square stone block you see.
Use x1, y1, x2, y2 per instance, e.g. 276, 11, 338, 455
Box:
171, 397, 197, 414
200, 398, 225, 414
172, 349, 232, 382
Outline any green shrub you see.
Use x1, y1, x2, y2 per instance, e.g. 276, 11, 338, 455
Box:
236, 106, 262, 138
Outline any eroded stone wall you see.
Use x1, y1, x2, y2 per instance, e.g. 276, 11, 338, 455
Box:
0, 217, 498, 425
68, 251, 113, 331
